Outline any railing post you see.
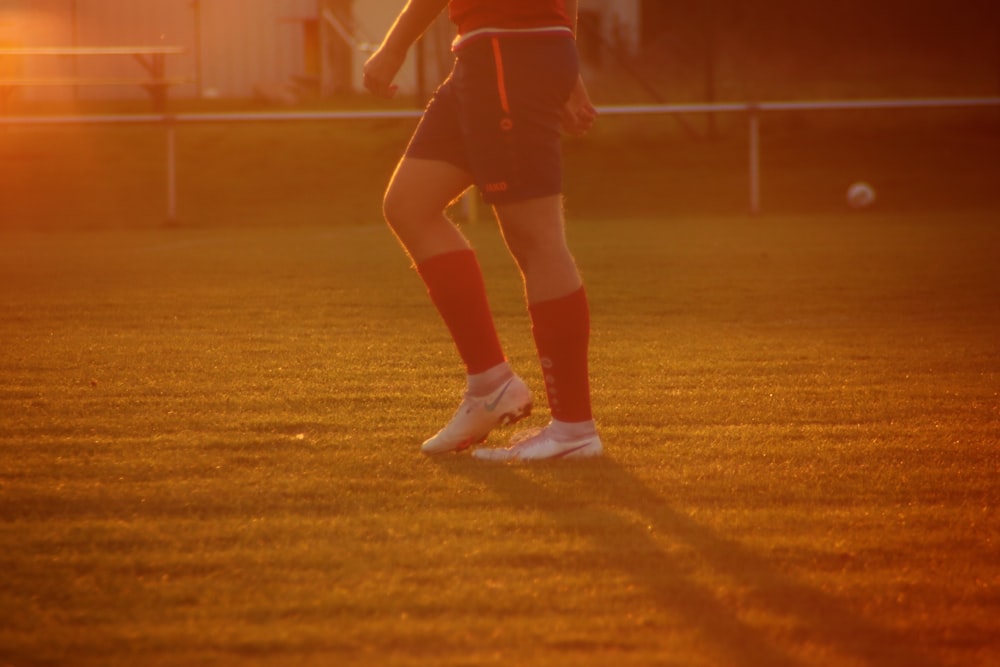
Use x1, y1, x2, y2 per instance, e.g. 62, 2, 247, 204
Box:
165, 117, 178, 225
748, 105, 761, 215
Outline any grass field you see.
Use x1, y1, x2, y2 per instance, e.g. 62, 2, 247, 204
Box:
3, 105, 1000, 665
2, 201, 999, 665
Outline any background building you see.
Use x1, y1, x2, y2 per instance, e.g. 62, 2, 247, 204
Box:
1, 0, 995, 108
0, 0, 640, 106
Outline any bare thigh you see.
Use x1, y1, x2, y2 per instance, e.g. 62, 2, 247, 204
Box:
383, 157, 474, 263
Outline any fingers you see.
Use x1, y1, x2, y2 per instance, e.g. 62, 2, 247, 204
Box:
362, 68, 397, 99
559, 75, 598, 136
561, 100, 598, 136
576, 103, 598, 131
364, 75, 398, 99
363, 49, 402, 99
562, 114, 594, 137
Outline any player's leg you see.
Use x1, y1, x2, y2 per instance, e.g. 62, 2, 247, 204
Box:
382, 154, 507, 384
471, 195, 600, 462
382, 157, 531, 454
474, 205, 602, 462
491, 194, 581, 304
450, 36, 600, 461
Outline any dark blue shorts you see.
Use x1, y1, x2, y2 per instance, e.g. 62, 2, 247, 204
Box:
404, 35, 579, 205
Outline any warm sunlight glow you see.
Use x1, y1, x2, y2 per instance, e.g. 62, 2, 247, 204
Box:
0, 6, 123, 218
0, 5, 79, 108
0, 6, 75, 46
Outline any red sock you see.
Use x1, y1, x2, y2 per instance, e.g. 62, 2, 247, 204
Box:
416, 249, 505, 375
529, 286, 593, 423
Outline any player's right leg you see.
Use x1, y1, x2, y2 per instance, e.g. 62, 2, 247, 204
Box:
381, 157, 532, 454
421, 372, 533, 455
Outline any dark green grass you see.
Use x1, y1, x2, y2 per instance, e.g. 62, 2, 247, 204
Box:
1, 209, 999, 666
3, 108, 999, 230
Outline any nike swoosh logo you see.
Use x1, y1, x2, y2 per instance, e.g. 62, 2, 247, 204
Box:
554, 441, 597, 458
484, 379, 514, 412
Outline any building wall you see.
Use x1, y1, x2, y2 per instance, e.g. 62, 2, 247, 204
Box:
197, 0, 314, 99
0, 0, 436, 103
0, 0, 317, 103
0, 0, 199, 103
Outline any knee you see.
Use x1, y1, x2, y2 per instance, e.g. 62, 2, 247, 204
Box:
505, 225, 568, 272
383, 182, 444, 237
381, 185, 408, 232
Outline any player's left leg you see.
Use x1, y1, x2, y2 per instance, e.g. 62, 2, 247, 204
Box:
491, 194, 582, 303
472, 195, 602, 462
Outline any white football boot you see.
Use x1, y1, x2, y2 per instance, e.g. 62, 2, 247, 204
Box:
421, 375, 532, 455
472, 423, 603, 462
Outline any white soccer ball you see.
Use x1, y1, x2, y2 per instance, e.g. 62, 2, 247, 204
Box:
847, 182, 876, 209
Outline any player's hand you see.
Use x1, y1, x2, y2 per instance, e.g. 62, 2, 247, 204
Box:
363, 46, 405, 99
560, 75, 598, 136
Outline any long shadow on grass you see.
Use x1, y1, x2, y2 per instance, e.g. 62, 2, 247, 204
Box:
439, 457, 941, 667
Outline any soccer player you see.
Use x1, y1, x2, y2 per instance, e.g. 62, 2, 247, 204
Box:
363, 0, 602, 461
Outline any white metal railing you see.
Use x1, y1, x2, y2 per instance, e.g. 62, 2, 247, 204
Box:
2, 97, 999, 222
